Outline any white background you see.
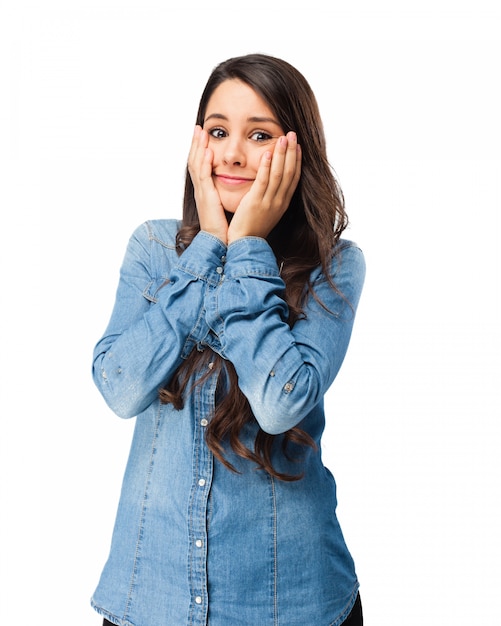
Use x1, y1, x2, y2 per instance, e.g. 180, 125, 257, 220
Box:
1, 1, 500, 624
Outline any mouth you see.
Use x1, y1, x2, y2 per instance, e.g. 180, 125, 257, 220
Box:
214, 174, 254, 186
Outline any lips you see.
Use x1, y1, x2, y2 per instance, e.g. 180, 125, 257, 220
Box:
215, 174, 254, 186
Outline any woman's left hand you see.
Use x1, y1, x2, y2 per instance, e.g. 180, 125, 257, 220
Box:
227, 132, 301, 244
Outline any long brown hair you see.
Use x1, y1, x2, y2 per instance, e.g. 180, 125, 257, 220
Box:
159, 54, 348, 480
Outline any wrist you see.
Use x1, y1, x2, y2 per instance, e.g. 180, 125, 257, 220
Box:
201, 229, 228, 246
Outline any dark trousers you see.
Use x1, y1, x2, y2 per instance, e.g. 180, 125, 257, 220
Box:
103, 593, 363, 625
343, 592, 364, 625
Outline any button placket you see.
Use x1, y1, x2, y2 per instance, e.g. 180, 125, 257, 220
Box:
187, 373, 215, 624
215, 253, 226, 282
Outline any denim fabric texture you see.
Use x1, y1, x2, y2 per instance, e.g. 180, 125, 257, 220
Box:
91, 219, 366, 626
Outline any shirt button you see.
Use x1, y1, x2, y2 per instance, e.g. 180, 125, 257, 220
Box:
195, 596, 202, 605
198, 478, 206, 487
200, 418, 208, 427
216, 266, 223, 274
221, 255, 226, 262
195, 539, 203, 548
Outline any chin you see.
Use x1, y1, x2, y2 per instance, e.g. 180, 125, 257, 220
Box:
219, 197, 241, 215
216, 187, 246, 215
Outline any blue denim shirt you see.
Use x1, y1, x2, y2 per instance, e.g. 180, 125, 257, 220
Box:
91, 219, 366, 626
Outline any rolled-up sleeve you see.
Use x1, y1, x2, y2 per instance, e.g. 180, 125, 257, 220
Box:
92, 226, 228, 418
205, 237, 365, 434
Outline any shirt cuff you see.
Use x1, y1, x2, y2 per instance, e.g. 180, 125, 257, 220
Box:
175, 230, 228, 285
225, 237, 279, 278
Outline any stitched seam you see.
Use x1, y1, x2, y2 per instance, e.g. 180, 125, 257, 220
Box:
270, 475, 278, 626
123, 405, 162, 621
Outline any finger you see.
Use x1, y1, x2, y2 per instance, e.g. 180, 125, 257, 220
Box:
251, 149, 273, 196
266, 135, 288, 194
281, 144, 301, 208
188, 125, 208, 180
263, 132, 299, 205
288, 142, 302, 197
194, 145, 216, 202
187, 125, 202, 169
246, 135, 287, 204
281, 131, 300, 191
200, 146, 215, 185
187, 128, 216, 209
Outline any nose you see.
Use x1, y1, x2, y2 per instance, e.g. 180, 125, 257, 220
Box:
223, 138, 246, 167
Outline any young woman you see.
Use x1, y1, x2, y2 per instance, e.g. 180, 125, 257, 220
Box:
91, 53, 365, 626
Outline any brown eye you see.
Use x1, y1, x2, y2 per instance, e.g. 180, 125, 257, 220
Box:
209, 128, 227, 139
250, 131, 273, 142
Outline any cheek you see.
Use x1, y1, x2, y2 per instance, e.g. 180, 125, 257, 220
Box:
208, 142, 222, 166
250, 145, 276, 169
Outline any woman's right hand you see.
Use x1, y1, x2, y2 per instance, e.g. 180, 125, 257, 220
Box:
188, 125, 228, 244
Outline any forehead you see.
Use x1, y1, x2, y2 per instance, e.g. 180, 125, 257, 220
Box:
204, 79, 276, 121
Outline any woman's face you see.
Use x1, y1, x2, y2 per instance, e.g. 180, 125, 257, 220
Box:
202, 79, 285, 213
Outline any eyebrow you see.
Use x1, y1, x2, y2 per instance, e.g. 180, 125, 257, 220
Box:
204, 113, 281, 126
